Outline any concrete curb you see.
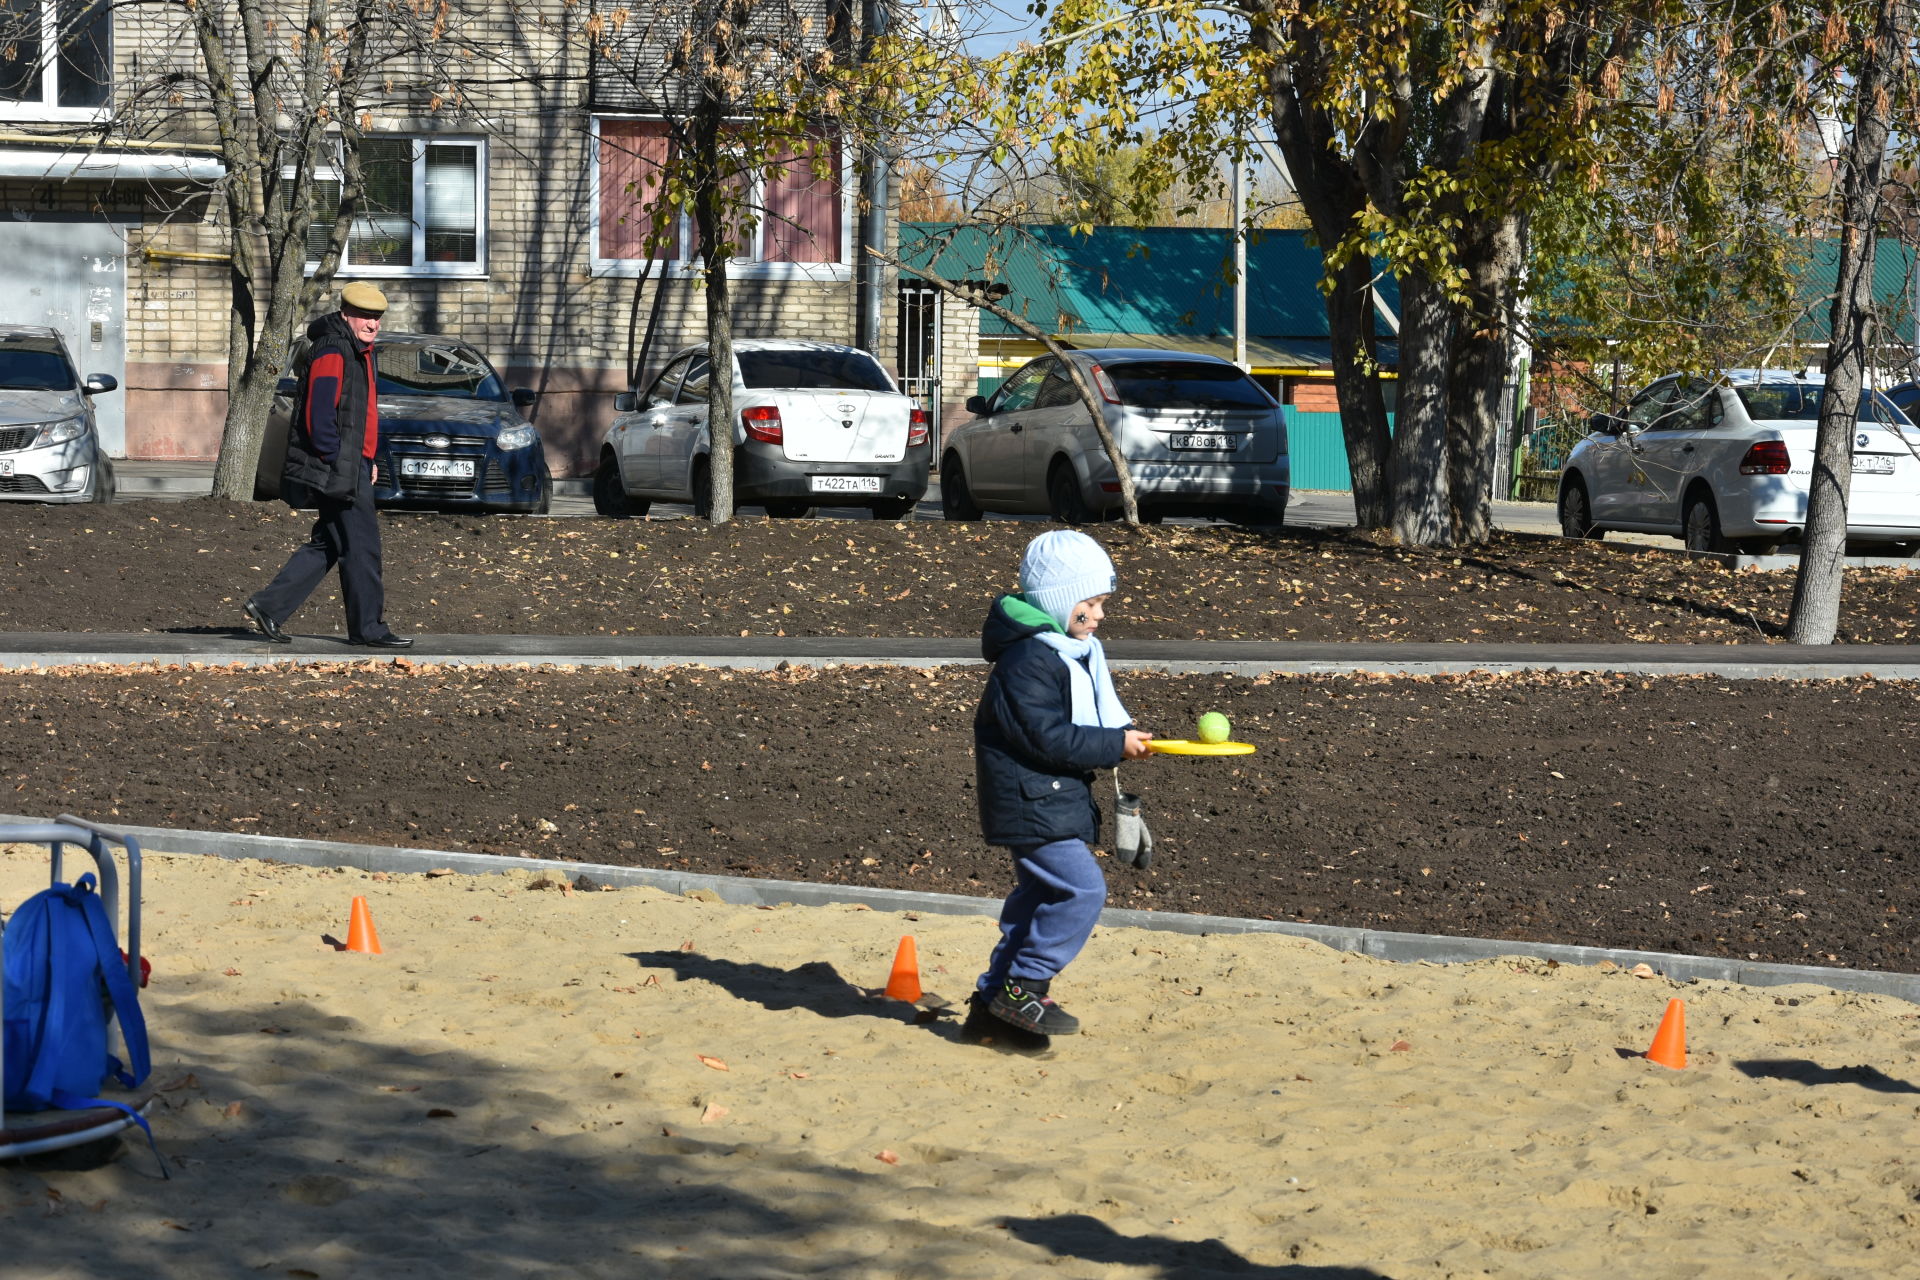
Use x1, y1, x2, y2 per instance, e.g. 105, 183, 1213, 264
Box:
9, 815, 1913, 1005
6, 635, 1920, 679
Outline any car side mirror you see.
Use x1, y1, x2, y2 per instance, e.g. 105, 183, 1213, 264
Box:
613, 391, 637, 413
276, 377, 298, 397
965, 394, 988, 415
1588, 411, 1623, 435
511, 387, 537, 408
83, 373, 118, 395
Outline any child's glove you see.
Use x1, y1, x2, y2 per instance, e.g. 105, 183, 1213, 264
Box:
1114, 790, 1155, 870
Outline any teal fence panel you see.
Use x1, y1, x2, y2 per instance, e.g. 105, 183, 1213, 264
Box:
1283, 408, 1387, 493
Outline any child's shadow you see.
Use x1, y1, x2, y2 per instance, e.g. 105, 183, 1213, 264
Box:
628, 950, 949, 1024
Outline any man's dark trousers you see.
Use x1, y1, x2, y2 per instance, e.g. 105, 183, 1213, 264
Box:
253, 459, 387, 641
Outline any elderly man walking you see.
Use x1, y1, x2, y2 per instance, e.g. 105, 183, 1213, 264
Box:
244, 281, 412, 649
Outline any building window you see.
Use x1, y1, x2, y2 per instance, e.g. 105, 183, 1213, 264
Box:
592, 117, 849, 279
294, 137, 486, 277
0, 0, 111, 117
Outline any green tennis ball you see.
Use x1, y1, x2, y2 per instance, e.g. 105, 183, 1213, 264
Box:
1196, 712, 1231, 744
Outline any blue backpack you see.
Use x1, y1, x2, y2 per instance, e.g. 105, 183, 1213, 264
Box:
3, 873, 153, 1123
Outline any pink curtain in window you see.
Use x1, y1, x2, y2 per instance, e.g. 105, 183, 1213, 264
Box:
763, 137, 841, 264
599, 120, 678, 260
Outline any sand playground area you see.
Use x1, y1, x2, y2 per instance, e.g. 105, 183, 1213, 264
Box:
4, 844, 1920, 1279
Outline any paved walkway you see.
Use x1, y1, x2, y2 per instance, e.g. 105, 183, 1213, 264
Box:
4, 630, 1917, 678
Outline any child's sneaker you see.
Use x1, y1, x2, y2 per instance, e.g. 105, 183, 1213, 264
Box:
988, 978, 1081, 1035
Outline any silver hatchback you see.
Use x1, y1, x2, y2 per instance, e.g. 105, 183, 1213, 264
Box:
941, 349, 1289, 523
0, 325, 117, 503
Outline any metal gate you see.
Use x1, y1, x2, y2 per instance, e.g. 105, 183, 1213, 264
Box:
897, 282, 942, 450
0, 215, 128, 454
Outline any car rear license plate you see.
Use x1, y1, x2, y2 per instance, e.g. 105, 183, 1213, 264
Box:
809, 475, 882, 493
401, 457, 475, 479
1171, 434, 1238, 451
1853, 455, 1896, 475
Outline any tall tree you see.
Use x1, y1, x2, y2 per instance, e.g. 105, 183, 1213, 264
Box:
1788, 0, 1917, 642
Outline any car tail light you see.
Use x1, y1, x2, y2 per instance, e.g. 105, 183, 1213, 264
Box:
1089, 364, 1122, 405
1739, 440, 1791, 474
741, 405, 783, 444
907, 408, 929, 447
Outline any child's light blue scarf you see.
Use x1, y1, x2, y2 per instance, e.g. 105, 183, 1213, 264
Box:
1034, 631, 1130, 728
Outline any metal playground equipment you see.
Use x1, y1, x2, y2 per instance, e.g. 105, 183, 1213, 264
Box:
1, 815, 155, 1164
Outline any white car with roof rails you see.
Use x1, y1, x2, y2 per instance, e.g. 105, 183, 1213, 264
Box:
593, 340, 930, 519
1557, 370, 1920, 554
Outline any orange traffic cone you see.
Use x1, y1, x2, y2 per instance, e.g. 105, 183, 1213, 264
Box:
884, 935, 922, 1003
344, 896, 383, 955
1644, 997, 1686, 1069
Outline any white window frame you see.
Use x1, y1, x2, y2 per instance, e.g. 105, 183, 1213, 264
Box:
294, 135, 489, 279
589, 115, 853, 283
0, 0, 113, 122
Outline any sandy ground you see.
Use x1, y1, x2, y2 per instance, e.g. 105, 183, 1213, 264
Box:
5, 846, 1920, 1279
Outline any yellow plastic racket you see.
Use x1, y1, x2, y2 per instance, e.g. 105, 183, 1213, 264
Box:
1146, 739, 1256, 756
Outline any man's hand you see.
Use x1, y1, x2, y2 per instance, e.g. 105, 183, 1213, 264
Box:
1123, 730, 1154, 760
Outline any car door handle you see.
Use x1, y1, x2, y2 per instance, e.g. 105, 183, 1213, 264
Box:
1010, 422, 1023, 434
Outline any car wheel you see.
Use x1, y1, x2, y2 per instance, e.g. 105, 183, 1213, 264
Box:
1682, 490, 1731, 553
91, 455, 114, 504
1047, 459, 1093, 525
869, 496, 916, 520
1558, 481, 1602, 539
764, 499, 814, 519
592, 455, 648, 518
532, 472, 552, 516
691, 458, 713, 520
1138, 509, 1165, 525
940, 453, 983, 521
1234, 499, 1286, 527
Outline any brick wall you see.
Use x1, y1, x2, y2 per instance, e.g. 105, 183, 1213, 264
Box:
1, 0, 916, 474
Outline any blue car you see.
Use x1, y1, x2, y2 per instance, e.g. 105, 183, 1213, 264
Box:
259, 332, 552, 513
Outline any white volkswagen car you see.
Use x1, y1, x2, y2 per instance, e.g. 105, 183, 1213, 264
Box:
593, 340, 930, 519
1558, 371, 1920, 553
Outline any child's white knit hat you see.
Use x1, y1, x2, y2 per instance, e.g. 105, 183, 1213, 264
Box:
1019, 530, 1117, 631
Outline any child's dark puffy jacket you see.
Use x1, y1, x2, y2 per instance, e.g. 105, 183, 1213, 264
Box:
974, 595, 1129, 846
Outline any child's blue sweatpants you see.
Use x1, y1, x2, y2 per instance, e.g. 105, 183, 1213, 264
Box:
976, 837, 1107, 992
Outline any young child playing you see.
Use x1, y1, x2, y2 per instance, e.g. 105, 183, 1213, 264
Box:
964, 530, 1154, 1042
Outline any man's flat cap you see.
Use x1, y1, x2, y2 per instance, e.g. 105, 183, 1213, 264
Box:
340, 281, 389, 314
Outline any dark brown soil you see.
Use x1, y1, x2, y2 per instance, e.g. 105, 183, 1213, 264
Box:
7, 496, 1920, 642
3, 500, 1917, 975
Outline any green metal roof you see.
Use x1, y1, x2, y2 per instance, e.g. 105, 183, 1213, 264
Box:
1792, 238, 1918, 345
899, 223, 1400, 346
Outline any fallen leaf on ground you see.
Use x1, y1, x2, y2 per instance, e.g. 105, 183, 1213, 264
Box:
700, 1103, 729, 1124
697, 1055, 729, 1071
874, 1150, 900, 1165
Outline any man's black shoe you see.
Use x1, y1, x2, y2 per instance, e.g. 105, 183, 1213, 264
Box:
351, 634, 414, 649
243, 599, 292, 645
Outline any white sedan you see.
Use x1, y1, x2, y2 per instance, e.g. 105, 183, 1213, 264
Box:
593, 340, 930, 519
1557, 371, 1920, 553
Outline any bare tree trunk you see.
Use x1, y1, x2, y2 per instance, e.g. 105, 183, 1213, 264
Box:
1787, 0, 1913, 643
1326, 256, 1392, 527
1447, 211, 1526, 544
1389, 272, 1458, 545
691, 89, 736, 524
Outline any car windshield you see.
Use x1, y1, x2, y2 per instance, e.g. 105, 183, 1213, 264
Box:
737, 350, 893, 392
375, 342, 505, 400
1102, 360, 1273, 409
1735, 383, 1913, 425
0, 338, 77, 391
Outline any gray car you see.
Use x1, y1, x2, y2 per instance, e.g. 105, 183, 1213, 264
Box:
941, 349, 1289, 524
0, 324, 117, 503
